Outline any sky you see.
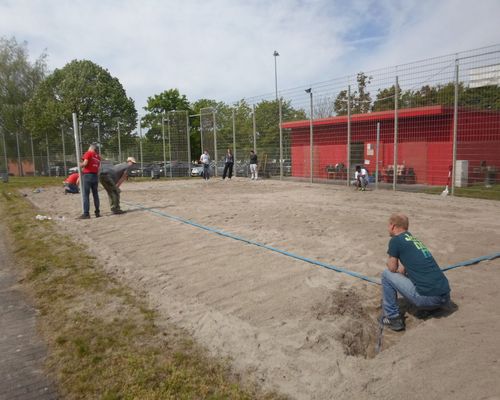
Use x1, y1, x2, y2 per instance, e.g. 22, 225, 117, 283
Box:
1, 0, 500, 113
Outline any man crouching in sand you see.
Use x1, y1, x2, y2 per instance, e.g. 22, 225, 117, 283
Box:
381, 213, 451, 331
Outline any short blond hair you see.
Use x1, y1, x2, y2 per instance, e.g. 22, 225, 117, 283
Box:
389, 213, 409, 230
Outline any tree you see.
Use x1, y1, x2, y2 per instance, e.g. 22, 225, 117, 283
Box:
25, 59, 137, 154
142, 89, 190, 138
0, 37, 47, 169
314, 95, 335, 119
372, 81, 500, 111
139, 89, 191, 161
253, 99, 306, 162
372, 84, 400, 112
333, 72, 372, 115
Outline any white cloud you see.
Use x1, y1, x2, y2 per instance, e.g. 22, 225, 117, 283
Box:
1, 0, 499, 111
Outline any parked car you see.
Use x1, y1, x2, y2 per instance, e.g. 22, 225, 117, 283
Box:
127, 166, 143, 177
191, 161, 249, 178
191, 162, 216, 178
142, 163, 162, 179
262, 159, 292, 177
167, 161, 191, 177
191, 164, 205, 177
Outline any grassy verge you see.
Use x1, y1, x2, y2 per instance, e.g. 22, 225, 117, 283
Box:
0, 178, 285, 400
424, 183, 500, 201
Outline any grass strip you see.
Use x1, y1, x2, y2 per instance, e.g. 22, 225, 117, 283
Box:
0, 179, 286, 400
424, 183, 500, 200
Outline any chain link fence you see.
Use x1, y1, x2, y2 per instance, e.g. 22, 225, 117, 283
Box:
1, 45, 499, 192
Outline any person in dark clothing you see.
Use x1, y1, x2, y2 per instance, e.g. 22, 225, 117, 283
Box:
381, 213, 451, 331
99, 157, 137, 215
222, 148, 234, 180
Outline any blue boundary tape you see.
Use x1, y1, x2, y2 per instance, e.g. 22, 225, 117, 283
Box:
124, 201, 499, 286
440, 252, 500, 271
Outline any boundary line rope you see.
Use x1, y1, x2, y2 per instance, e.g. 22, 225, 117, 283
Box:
124, 201, 500, 285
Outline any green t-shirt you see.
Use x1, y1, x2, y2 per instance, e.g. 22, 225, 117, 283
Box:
388, 231, 450, 296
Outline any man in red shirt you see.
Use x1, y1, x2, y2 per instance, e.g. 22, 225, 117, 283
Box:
63, 172, 80, 194
78, 143, 101, 219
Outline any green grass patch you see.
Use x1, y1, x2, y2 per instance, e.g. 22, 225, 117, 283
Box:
0, 179, 286, 400
425, 183, 500, 201
1, 176, 62, 189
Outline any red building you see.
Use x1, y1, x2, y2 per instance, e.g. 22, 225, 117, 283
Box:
281, 105, 500, 186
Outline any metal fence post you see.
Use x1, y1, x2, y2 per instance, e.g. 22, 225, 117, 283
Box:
161, 116, 167, 177
199, 113, 203, 154
30, 133, 36, 175
15, 132, 23, 176
375, 122, 380, 190
393, 75, 399, 191
213, 109, 218, 177
167, 113, 172, 179
308, 89, 313, 183
117, 121, 122, 163
45, 133, 50, 176
72, 113, 84, 213
1, 124, 7, 174
61, 126, 67, 175
97, 123, 101, 154
252, 104, 257, 153
279, 97, 283, 180
186, 111, 191, 176
347, 85, 351, 186
232, 108, 237, 177
451, 59, 459, 196
139, 119, 143, 172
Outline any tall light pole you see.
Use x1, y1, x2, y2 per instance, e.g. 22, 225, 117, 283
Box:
273, 50, 279, 102
305, 88, 313, 183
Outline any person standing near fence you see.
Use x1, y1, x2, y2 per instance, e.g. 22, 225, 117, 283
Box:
381, 213, 451, 331
99, 157, 137, 215
200, 150, 211, 181
222, 148, 234, 180
78, 143, 101, 219
249, 150, 258, 180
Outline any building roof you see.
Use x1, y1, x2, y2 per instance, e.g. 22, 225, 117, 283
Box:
281, 105, 454, 129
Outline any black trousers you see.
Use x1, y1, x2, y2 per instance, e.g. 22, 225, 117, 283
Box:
223, 163, 233, 179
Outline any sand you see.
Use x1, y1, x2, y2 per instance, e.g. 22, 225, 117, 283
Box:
26, 178, 500, 400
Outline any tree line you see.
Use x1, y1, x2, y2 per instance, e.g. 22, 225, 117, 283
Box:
1, 36, 499, 170
325, 72, 500, 118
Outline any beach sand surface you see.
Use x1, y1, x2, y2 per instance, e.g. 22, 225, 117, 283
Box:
26, 178, 500, 400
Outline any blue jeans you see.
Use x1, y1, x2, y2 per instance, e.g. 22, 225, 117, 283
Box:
381, 269, 450, 318
82, 173, 100, 215
203, 163, 210, 180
